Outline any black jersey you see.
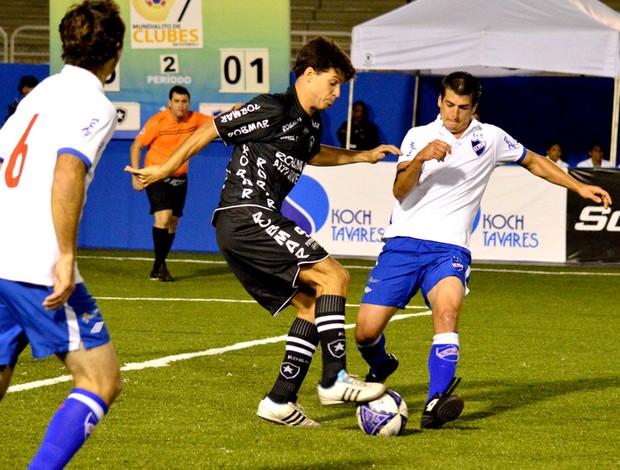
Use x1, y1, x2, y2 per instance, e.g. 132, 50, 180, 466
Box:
212, 86, 322, 225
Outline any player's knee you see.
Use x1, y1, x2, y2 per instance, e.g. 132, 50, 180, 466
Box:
354, 322, 380, 345
330, 264, 350, 289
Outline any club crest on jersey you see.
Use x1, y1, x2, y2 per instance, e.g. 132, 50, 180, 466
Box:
327, 340, 346, 358
471, 135, 486, 156
280, 362, 301, 379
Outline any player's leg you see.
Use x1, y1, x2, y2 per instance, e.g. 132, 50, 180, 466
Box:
355, 304, 400, 382
29, 342, 122, 469
426, 276, 464, 398
0, 289, 30, 400
298, 258, 386, 405
420, 276, 465, 429
150, 209, 175, 281
257, 290, 320, 427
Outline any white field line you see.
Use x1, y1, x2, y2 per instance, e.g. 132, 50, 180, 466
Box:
78, 255, 620, 276
7, 306, 429, 394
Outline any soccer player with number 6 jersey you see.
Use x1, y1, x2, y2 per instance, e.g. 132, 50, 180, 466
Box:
0, 1, 125, 467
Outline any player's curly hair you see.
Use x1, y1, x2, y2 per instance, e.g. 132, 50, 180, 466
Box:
60, 0, 125, 73
293, 36, 355, 82
441, 71, 482, 106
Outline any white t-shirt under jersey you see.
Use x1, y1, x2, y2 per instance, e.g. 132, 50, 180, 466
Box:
384, 116, 527, 249
0, 65, 117, 286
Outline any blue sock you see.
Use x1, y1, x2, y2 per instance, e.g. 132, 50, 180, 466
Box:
427, 332, 460, 402
29, 388, 108, 470
357, 334, 391, 373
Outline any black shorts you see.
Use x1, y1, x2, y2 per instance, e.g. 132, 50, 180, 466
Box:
146, 176, 188, 217
214, 206, 330, 316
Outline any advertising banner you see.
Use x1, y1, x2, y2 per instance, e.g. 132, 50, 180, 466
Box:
566, 169, 620, 262
469, 166, 567, 262
284, 163, 397, 258
49, 0, 290, 134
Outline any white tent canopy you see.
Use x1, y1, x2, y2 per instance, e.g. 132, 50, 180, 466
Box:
350, 0, 620, 163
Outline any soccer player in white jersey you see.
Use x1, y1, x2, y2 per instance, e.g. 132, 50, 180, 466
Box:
354, 71, 612, 430
0, 1, 124, 468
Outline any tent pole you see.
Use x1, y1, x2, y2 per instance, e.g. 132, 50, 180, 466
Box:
611, 75, 619, 167
412, 72, 420, 127
346, 77, 355, 149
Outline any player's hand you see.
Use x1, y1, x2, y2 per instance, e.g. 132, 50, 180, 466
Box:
124, 165, 164, 187
365, 144, 402, 163
416, 140, 451, 163
43, 255, 75, 311
131, 174, 144, 191
579, 185, 613, 208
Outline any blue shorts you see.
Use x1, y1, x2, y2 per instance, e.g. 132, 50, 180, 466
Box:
0, 280, 111, 365
361, 237, 471, 308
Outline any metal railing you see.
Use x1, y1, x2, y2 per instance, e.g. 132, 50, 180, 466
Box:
9, 25, 49, 63
0, 27, 7, 63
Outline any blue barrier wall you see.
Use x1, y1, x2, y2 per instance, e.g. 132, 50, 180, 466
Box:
1, 64, 616, 253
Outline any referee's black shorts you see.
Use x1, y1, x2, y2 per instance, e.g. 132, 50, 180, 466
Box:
146, 175, 188, 217
214, 206, 329, 316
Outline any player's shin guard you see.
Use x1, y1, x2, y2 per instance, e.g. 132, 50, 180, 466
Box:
427, 332, 460, 401
268, 318, 319, 403
28, 388, 108, 470
315, 295, 347, 388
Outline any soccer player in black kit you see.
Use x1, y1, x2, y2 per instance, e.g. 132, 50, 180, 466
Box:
127, 37, 401, 427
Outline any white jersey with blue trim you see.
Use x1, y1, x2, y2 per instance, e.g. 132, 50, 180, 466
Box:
0, 65, 117, 286
383, 116, 527, 249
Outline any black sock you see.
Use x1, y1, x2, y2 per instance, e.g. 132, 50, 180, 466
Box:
315, 295, 347, 388
152, 227, 169, 271
268, 318, 319, 403
164, 231, 176, 260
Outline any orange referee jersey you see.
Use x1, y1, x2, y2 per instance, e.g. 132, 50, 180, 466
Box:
136, 109, 213, 177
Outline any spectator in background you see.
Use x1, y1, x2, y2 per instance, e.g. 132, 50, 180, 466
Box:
130, 86, 213, 282
545, 140, 569, 169
577, 142, 614, 168
5, 75, 39, 122
337, 100, 380, 150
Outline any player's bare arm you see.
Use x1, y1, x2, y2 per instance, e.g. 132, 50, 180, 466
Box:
393, 139, 451, 202
520, 150, 612, 208
129, 139, 145, 191
309, 143, 401, 166
125, 119, 218, 186
43, 154, 87, 310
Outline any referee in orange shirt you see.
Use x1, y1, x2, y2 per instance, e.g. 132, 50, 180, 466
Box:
130, 86, 213, 281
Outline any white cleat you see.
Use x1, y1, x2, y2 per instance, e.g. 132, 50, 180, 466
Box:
317, 369, 387, 405
257, 397, 320, 428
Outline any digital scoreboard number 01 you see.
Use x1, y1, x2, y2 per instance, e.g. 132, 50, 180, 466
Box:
220, 49, 270, 94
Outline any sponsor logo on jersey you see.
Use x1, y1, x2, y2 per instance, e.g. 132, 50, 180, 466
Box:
311, 120, 320, 129
219, 103, 261, 123
451, 256, 464, 271
503, 135, 518, 150
227, 119, 269, 137
405, 141, 417, 158
282, 117, 302, 133
82, 118, 100, 138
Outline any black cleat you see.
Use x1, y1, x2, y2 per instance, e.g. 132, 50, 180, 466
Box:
149, 265, 175, 282
365, 353, 399, 383
421, 377, 464, 429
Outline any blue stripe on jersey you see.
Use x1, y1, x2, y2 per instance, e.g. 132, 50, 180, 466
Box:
515, 146, 527, 164
57, 147, 92, 169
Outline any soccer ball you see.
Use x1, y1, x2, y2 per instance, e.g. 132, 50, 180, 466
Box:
356, 389, 408, 437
